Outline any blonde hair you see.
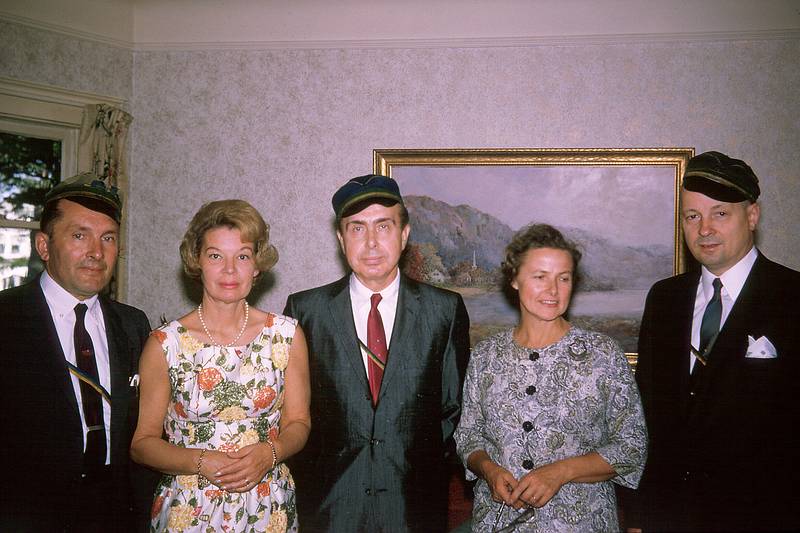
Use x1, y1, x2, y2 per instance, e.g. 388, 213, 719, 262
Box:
180, 199, 278, 280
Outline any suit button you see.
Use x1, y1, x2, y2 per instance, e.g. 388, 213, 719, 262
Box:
365, 488, 372, 495
522, 421, 533, 432
525, 385, 536, 395
689, 391, 696, 397
529, 351, 539, 361
522, 460, 534, 470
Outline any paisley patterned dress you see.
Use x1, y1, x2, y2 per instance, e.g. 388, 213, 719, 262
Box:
149, 313, 298, 532
455, 327, 647, 532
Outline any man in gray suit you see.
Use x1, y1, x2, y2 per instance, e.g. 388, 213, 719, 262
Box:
284, 174, 470, 532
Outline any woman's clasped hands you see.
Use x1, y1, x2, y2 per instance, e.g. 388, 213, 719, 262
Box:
484, 460, 567, 509
198, 442, 277, 493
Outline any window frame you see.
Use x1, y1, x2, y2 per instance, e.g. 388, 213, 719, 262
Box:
0, 77, 130, 298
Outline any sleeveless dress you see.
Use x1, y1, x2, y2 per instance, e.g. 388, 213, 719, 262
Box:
149, 313, 299, 532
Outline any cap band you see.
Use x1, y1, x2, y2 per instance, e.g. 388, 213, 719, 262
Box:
684, 170, 756, 202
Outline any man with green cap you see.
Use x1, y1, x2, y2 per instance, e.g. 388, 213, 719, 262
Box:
0, 173, 156, 531
624, 152, 800, 532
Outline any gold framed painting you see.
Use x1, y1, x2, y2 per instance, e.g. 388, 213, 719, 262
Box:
374, 148, 695, 366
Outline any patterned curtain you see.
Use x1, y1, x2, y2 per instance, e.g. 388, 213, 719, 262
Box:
77, 104, 133, 300
78, 103, 133, 186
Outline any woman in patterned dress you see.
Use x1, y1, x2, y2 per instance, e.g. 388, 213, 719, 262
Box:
132, 200, 310, 532
454, 224, 647, 532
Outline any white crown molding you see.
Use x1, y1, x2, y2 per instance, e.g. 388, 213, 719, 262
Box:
3, 11, 798, 53
0, 12, 133, 50
0, 77, 126, 108
132, 29, 800, 52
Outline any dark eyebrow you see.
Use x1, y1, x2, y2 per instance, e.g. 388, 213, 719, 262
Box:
347, 217, 394, 226
71, 224, 118, 234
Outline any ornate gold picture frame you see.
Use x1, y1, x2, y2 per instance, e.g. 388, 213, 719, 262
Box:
374, 148, 695, 366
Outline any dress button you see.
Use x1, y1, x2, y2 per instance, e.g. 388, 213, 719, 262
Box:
522, 459, 534, 470
529, 351, 539, 361
522, 421, 533, 432
525, 385, 536, 395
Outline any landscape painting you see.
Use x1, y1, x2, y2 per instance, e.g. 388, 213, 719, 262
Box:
375, 148, 694, 358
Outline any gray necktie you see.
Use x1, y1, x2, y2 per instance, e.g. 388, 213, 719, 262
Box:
699, 278, 723, 356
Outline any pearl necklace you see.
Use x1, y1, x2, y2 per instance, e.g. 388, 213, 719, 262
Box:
197, 301, 249, 347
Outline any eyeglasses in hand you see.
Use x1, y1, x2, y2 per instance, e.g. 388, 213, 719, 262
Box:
491, 501, 536, 532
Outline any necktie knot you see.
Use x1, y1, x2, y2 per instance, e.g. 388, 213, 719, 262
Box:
75, 302, 88, 320
711, 277, 723, 297
370, 293, 382, 309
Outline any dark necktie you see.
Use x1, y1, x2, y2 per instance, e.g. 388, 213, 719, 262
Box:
367, 293, 388, 406
74, 303, 107, 468
699, 278, 723, 356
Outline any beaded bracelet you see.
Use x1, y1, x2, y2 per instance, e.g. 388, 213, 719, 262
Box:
266, 438, 278, 470
196, 448, 207, 478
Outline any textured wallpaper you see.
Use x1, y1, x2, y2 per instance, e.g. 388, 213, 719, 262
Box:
2, 22, 798, 324
129, 41, 800, 323
0, 21, 132, 100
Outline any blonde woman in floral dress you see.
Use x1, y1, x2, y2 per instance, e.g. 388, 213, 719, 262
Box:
132, 200, 310, 532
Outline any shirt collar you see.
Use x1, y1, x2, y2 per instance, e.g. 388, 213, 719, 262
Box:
349, 271, 401, 305
700, 246, 758, 302
40, 269, 101, 317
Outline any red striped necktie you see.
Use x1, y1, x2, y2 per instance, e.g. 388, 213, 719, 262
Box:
367, 293, 388, 406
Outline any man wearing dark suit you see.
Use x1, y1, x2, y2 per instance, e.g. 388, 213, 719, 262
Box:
0, 173, 156, 532
624, 152, 800, 532
284, 174, 470, 532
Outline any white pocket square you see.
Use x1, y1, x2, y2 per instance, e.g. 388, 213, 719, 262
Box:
745, 335, 778, 359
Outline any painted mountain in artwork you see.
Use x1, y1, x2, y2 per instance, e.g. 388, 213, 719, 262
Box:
404, 194, 673, 290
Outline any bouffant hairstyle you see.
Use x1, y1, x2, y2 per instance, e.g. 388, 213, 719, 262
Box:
180, 199, 278, 281
501, 223, 582, 285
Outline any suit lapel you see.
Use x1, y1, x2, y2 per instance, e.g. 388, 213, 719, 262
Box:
327, 278, 369, 390
672, 273, 699, 405
100, 297, 130, 452
379, 275, 419, 397
24, 281, 81, 418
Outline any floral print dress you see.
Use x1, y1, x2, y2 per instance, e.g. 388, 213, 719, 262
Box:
454, 328, 647, 532
149, 313, 298, 533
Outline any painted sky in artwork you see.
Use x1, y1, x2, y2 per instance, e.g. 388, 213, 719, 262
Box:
394, 165, 676, 247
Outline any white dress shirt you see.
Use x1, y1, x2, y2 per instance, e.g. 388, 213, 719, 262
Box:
349, 271, 400, 376
40, 270, 111, 463
689, 246, 758, 372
